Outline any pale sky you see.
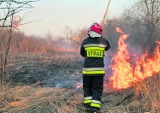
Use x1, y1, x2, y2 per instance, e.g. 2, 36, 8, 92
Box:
19, 0, 137, 37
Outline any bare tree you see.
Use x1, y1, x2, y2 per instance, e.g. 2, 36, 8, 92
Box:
0, 0, 39, 83
123, 0, 160, 52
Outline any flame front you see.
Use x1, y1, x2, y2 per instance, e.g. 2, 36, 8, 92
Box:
109, 27, 160, 90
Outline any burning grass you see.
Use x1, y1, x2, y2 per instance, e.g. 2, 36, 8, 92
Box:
110, 27, 160, 90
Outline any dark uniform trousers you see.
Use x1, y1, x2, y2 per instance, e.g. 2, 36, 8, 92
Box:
83, 75, 104, 111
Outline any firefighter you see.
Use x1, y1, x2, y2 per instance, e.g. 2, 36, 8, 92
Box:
80, 23, 110, 113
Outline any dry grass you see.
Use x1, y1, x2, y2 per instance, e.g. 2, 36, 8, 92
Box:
0, 85, 84, 113
133, 74, 160, 113
0, 74, 159, 113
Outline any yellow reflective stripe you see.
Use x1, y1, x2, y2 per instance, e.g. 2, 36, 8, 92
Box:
85, 47, 105, 51
82, 70, 105, 74
83, 44, 107, 47
90, 103, 101, 108
84, 100, 92, 104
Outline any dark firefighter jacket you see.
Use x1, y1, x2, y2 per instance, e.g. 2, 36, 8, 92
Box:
80, 34, 110, 76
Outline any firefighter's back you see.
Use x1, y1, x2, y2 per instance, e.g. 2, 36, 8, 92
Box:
81, 36, 110, 76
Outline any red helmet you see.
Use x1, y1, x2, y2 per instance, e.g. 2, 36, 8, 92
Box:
89, 23, 102, 34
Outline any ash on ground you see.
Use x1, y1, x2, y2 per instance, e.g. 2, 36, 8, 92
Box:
7, 52, 82, 88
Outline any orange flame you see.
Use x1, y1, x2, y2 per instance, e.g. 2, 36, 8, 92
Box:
116, 27, 124, 34
109, 27, 160, 90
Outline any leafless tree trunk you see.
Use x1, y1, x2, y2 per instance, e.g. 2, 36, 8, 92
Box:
0, 0, 39, 84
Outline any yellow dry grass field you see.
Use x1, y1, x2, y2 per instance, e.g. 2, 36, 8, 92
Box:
0, 74, 159, 113
0, 86, 83, 113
